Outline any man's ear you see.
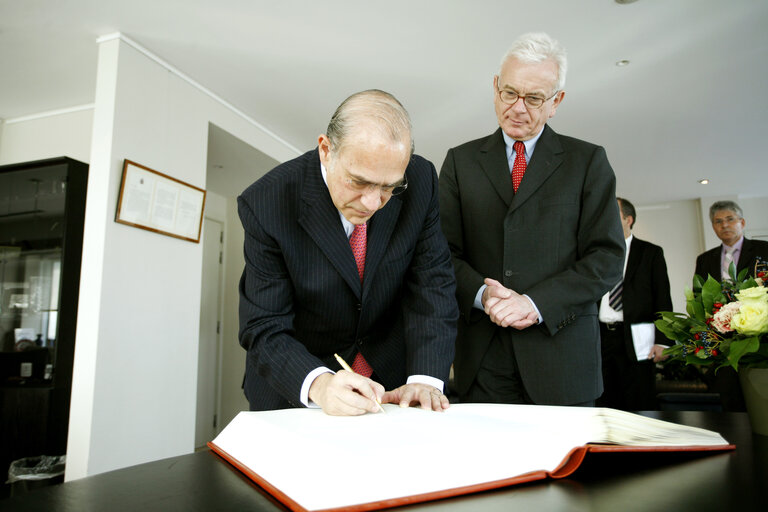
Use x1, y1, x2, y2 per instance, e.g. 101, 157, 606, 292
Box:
318, 134, 332, 166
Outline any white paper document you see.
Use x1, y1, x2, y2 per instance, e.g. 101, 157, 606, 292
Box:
631, 322, 656, 361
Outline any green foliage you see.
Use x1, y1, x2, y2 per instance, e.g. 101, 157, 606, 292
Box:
658, 268, 768, 371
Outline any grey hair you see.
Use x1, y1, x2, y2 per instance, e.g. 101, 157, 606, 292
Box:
325, 89, 414, 156
709, 200, 744, 222
500, 32, 567, 92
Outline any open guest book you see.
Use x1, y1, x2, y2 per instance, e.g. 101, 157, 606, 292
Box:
208, 403, 733, 512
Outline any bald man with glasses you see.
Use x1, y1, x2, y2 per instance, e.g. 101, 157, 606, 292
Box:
238, 89, 458, 415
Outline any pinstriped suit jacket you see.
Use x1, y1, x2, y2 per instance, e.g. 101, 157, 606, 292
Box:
237, 149, 458, 410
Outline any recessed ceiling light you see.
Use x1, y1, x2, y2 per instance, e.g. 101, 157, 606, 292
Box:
616, 60, 630, 67
699, 179, 710, 185
615, 0, 639, 4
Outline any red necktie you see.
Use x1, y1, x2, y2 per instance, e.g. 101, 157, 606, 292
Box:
512, 141, 526, 193
349, 224, 373, 377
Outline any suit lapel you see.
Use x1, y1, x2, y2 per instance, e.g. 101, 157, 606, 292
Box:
738, 238, 755, 273
298, 152, 362, 294
510, 124, 563, 213
364, 196, 402, 300
478, 130, 514, 207
624, 238, 640, 283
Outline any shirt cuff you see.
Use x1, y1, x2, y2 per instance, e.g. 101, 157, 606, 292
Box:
523, 294, 543, 324
473, 284, 487, 310
407, 374, 444, 393
300, 366, 334, 408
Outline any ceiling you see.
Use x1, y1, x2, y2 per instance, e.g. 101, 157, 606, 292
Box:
1, 0, 767, 204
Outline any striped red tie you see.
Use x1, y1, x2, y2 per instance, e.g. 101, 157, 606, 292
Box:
349, 224, 373, 377
512, 141, 526, 193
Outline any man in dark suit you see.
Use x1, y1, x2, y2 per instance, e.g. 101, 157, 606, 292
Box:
438, 32, 625, 406
695, 200, 768, 281
597, 198, 673, 411
694, 200, 768, 411
238, 89, 458, 415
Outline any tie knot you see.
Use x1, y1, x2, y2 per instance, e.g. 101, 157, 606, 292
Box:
513, 141, 525, 157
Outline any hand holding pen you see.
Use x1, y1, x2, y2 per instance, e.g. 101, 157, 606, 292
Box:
306, 354, 386, 416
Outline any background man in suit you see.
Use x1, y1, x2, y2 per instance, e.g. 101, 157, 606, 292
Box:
694, 200, 768, 411
438, 32, 625, 406
597, 198, 673, 411
695, 200, 768, 281
238, 89, 458, 416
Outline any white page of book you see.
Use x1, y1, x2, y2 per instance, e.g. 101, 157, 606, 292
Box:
211, 403, 607, 511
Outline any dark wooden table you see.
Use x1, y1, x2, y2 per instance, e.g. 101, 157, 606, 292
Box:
2, 411, 765, 511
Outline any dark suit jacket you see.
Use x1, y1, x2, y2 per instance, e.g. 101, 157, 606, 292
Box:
621, 237, 673, 359
237, 149, 458, 410
439, 125, 625, 405
694, 237, 768, 282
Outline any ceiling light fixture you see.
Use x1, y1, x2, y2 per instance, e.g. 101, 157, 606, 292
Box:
699, 179, 710, 185
615, 60, 630, 67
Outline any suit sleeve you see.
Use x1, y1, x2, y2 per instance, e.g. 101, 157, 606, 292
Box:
237, 194, 325, 405
651, 245, 674, 345
525, 146, 625, 336
438, 147, 486, 319
401, 162, 458, 382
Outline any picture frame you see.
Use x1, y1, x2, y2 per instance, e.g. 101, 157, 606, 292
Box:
115, 159, 206, 243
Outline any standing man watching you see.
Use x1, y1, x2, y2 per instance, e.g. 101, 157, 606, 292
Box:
238, 89, 458, 416
695, 200, 768, 281
439, 32, 625, 406
597, 198, 673, 411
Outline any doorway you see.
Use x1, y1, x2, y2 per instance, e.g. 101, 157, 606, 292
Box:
196, 217, 224, 448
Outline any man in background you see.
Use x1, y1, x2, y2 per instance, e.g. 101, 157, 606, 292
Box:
438, 32, 624, 406
238, 89, 457, 415
597, 197, 673, 411
694, 200, 768, 411
695, 200, 768, 281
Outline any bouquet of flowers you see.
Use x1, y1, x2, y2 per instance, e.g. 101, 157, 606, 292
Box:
655, 258, 768, 370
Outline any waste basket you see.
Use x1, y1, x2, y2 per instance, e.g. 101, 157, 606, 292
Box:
6, 455, 66, 496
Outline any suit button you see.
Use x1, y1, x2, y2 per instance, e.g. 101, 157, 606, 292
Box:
356, 303, 362, 311
504, 270, 513, 277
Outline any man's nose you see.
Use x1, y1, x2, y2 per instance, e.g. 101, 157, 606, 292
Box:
360, 188, 382, 211
510, 97, 528, 114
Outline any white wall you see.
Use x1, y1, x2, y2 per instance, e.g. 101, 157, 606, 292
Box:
66, 35, 297, 480
0, 107, 93, 165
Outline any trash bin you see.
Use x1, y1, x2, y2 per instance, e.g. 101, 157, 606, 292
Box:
6, 455, 66, 496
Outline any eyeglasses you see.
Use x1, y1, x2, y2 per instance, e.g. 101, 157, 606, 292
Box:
713, 215, 742, 226
497, 88, 559, 109
343, 173, 408, 197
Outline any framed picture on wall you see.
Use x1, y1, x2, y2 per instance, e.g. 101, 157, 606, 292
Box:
115, 159, 206, 243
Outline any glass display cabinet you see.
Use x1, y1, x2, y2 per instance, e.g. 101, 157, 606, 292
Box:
0, 157, 88, 492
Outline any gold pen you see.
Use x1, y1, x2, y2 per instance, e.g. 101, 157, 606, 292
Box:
334, 353, 386, 413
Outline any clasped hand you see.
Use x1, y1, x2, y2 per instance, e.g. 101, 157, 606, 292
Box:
482, 278, 538, 329
309, 372, 448, 416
